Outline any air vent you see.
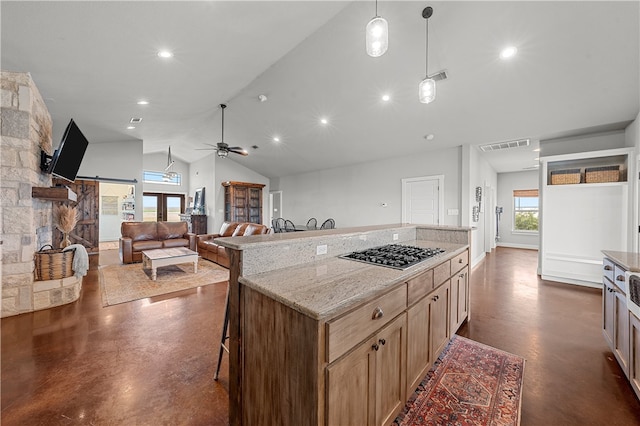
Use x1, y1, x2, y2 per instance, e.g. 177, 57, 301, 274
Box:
479, 138, 530, 152
428, 69, 448, 81
130, 117, 143, 123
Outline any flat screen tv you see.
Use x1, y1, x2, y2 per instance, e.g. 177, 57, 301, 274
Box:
48, 119, 89, 182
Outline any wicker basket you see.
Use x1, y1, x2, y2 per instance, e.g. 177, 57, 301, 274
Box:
34, 245, 74, 281
585, 166, 620, 183
550, 169, 581, 185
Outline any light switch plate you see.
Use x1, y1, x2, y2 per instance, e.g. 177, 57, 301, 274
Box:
316, 244, 328, 255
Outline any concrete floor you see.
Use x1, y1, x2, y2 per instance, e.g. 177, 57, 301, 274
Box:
2, 247, 640, 425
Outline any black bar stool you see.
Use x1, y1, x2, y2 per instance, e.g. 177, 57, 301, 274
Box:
214, 284, 230, 380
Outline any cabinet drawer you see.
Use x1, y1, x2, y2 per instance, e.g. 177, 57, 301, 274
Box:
603, 258, 615, 283
451, 250, 469, 274
614, 264, 628, 294
407, 269, 434, 305
434, 260, 451, 287
327, 284, 407, 363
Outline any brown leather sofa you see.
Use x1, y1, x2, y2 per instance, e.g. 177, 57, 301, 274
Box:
119, 221, 196, 264
197, 221, 269, 268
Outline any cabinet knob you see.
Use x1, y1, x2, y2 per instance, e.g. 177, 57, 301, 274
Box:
379, 338, 386, 346
459, 258, 463, 263
459, 273, 465, 278
432, 295, 439, 302
372, 343, 379, 351
372, 307, 384, 320
604, 265, 613, 271
616, 275, 625, 282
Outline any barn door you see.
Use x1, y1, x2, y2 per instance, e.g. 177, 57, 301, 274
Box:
53, 179, 99, 254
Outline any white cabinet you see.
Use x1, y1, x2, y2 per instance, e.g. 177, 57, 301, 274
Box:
541, 148, 633, 287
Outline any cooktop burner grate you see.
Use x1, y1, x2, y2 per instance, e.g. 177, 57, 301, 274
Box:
340, 244, 445, 270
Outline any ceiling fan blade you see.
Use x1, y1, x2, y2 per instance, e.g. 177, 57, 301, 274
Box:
229, 148, 249, 156
196, 147, 218, 151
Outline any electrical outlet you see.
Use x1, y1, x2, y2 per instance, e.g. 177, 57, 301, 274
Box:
316, 244, 328, 255
393, 233, 398, 241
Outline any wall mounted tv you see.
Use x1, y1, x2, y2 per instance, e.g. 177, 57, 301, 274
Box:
40, 119, 89, 183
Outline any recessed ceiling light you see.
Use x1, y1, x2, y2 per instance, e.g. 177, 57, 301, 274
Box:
157, 50, 173, 58
273, 136, 280, 142
320, 118, 328, 125
424, 134, 435, 141
127, 126, 135, 130
382, 94, 390, 102
500, 46, 517, 60
137, 100, 149, 105
533, 148, 540, 152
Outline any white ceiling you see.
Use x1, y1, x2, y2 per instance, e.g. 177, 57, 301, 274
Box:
2, 1, 639, 178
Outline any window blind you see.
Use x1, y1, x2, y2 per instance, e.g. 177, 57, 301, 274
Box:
513, 189, 538, 197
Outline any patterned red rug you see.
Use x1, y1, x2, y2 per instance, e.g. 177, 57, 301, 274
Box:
394, 335, 525, 426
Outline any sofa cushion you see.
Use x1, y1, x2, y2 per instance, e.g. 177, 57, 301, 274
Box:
157, 222, 188, 240
163, 238, 190, 248
219, 222, 239, 237
132, 240, 163, 251
232, 223, 249, 236
243, 224, 268, 236
122, 222, 158, 242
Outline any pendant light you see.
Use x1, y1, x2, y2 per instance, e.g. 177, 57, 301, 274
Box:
163, 146, 178, 181
366, 0, 388, 57
418, 6, 436, 104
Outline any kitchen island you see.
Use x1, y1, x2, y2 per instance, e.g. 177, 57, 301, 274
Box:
215, 224, 472, 426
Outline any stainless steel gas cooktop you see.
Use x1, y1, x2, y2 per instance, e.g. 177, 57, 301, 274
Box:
340, 244, 445, 270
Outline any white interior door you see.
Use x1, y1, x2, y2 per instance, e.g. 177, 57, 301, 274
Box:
269, 191, 282, 226
402, 176, 443, 225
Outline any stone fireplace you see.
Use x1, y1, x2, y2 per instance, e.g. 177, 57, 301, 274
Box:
1, 70, 81, 317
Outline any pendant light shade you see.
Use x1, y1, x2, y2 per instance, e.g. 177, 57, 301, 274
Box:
419, 6, 435, 104
366, 0, 388, 57
418, 78, 436, 104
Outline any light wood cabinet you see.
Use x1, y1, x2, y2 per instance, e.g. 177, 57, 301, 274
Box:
238, 248, 470, 426
450, 266, 469, 332
222, 181, 265, 224
615, 289, 630, 377
430, 281, 450, 359
327, 313, 406, 426
629, 311, 640, 399
602, 257, 630, 379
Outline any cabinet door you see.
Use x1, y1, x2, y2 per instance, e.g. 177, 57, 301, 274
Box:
375, 314, 406, 426
603, 279, 615, 350
430, 281, 450, 360
233, 186, 248, 222
248, 187, 262, 224
450, 267, 469, 333
614, 290, 630, 377
406, 297, 430, 396
326, 337, 375, 426
629, 312, 640, 399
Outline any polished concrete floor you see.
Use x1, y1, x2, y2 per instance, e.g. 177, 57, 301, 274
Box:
2, 247, 640, 425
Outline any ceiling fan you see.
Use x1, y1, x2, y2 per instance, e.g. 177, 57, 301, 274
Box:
198, 104, 248, 158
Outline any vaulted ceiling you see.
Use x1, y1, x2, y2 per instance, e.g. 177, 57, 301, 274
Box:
2, 1, 638, 178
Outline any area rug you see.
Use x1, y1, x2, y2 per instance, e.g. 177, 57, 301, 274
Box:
99, 259, 229, 306
394, 335, 525, 426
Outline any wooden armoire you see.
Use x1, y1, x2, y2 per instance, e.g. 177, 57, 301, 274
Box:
222, 181, 265, 224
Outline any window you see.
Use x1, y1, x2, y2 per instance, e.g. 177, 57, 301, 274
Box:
513, 189, 539, 232
143, 170, 181, 185
143, 193, 185, 222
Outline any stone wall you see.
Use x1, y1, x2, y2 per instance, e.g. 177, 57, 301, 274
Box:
1, 70, 81, 317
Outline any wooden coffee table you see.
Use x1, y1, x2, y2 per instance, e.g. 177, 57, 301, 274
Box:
141, 247, 199, 281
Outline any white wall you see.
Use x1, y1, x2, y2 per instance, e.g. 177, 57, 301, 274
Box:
541, 130, 626, 157
189, 154, 216, 233
625, 112, 640, 252
468, 148, 498, 266
275, 147, 461, 229
214, 157, 270, 233
143, 152, 190, 196
496, 170, 539, 249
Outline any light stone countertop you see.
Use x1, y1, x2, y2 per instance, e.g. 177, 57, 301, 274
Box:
239, 240, 468, 321
602, 250, 640, 272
